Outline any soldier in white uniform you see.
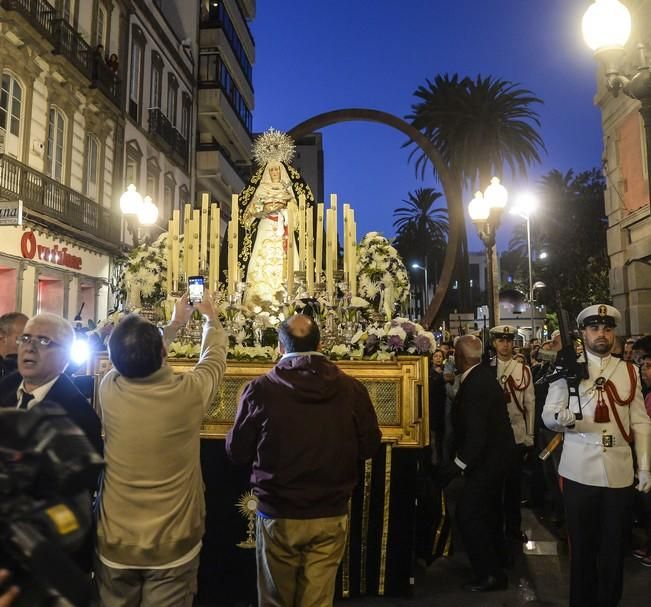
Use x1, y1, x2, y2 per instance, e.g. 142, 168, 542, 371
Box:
542, 304, 651, 607
490, 325, 535, 542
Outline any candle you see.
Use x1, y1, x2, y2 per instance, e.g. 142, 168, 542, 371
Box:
227, 220, 235, 295
325, 208, 334, 297
343, 203, 350, 281
171, 209, 180, 291
315, 203, 324, 283
166, 219, 173, 295
231, 194, 239, 286
209, 203, 219, 292
191, 209, 200, 276
200, 193, 209, 272
306, 204, 314, 295
183, 203, 191, 283
298, 194, 306, 271
330, 194, 337, 274
286, 201, 295, 298
350, 211, 357, 297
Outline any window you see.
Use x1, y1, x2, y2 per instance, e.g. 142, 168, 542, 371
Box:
96, 4, 107, 48
167, 74, 178, 126
164, 173, 175, 218
125, 140, 142, 187
0, 72, 23, 158
181, 92, 191, 141
146, 157, 160, 201
199, 53, 219, 84
129, 28, 145, 122
179, 184, 189, 207
84, 134, 100, 201
46, 107, 66, 182
150, 52, 163, 109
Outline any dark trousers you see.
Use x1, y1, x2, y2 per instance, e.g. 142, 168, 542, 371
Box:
563, 478, 633, 607
503, 444, 524, 536
456, 464, 507, 581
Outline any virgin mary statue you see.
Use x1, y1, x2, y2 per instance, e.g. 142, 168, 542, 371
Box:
236, 129, 314, 306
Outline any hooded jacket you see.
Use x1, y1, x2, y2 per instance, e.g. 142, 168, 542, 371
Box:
225, 353, 381, 519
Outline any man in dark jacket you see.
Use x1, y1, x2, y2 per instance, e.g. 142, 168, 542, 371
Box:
442, 334, 516, 592
226, 314, 381, 607
0, 312, 27, 377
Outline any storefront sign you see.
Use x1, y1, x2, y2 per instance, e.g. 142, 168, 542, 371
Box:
0, 199, 23, 226
20, 231, 82, 270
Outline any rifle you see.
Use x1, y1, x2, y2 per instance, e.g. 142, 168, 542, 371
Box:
538, 293, 589, 460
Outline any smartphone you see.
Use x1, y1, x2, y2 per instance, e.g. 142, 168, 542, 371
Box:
188, 275, 204, 305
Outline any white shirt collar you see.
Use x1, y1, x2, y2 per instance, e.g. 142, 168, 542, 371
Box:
280, 351, 325, 360
585, 349, 612, 370
16, 375, 60, 410
460, 363, 480, 384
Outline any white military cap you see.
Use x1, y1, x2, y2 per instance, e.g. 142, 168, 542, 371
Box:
489, 325, 517, 339
576, 304, 621, 328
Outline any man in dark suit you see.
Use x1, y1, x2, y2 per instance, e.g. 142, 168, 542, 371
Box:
0, 312, 27, 377
440, 334, 516, 592
0, 313, 102, 455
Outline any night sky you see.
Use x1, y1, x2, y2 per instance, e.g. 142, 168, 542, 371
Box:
251, 0, 603, 253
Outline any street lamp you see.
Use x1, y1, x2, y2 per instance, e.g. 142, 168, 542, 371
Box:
582, 0, 651, 184
119, 184, 159, 245
467, 176, 508, 329
510, 192, 538, 343
411, 262, 429, 318
532, 280, 546, 340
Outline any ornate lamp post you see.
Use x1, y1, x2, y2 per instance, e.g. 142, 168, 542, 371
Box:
468, 177, 508, 329
510, 192, 538, 342
582, 0, 651, 183
411, 262, 429, 317
119, 184, 159, 245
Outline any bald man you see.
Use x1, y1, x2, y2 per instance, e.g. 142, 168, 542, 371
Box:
226, 314, 381, 607
443, 335, 515, 592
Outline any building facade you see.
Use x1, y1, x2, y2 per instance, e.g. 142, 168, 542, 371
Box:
0, 0, 126, 324
594, 0, 651, 335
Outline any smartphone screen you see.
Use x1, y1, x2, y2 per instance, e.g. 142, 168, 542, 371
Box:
188, 276, 204, 305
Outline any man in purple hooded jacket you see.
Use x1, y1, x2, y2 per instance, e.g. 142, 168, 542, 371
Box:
226, 314, 381, 606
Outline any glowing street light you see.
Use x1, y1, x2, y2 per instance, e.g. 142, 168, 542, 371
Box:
411, 262, 429, 318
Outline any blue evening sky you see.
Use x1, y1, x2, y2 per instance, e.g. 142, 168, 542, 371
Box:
251, 0, 602, 253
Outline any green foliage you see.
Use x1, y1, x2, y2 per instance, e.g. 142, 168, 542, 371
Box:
508, 168, 610, 318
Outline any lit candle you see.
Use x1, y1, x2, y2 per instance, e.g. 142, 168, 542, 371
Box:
227, 220, 235, 295
171, 209, 180, 291
231, 194, 239, 286
286, 201, 295, 297
200, 193, 209, 272
166, 219, 173, 295
298, 194, 306, 271
183, 203, 191, 283
343, 203, 350, 282
315, 203, 324, 283
209, 203, 219, 292
306, 204, 314, 295
191, 209, 200, 275
325, 208, 334, 297
350, 211, 357, 297
330, 194, 337, 274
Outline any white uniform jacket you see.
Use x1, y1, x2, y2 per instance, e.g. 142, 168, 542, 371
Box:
542, 352, 651, 488
497, 358, 535, 446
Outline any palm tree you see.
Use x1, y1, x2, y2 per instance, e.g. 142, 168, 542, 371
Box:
406, 73, 546, 318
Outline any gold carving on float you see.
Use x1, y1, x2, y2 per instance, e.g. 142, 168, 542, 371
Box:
90, 356, 429, 448
360, 458, 373, 595
378, 444, 392, 595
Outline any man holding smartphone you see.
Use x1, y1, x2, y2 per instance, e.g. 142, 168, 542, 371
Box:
95, 292, 228, 607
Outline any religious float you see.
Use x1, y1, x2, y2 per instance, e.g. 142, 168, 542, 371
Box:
90, 130, 445, 602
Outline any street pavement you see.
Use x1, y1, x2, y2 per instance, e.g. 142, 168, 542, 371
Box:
338, 508, 651, 607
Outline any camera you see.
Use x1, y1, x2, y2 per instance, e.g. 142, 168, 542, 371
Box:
0, 403, 104, 606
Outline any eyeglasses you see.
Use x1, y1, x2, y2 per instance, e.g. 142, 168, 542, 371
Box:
16, 334, 63, 349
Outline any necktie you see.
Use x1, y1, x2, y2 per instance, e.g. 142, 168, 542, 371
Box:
18, 392, 34, 410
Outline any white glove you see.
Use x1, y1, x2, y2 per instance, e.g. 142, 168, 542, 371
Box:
636, 470, 651, 493
556, 409, 576, 427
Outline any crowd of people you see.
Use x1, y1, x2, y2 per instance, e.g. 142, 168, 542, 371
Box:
428, 305, 651, 604
0, 298, 650, 606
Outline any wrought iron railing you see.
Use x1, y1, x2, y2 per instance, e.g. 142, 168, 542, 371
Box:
1, 0, 121, 108
148, 108, 188, 170
0, 154, 120, 245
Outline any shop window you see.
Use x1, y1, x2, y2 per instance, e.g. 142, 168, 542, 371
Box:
37, 276, 65, 316
0, 266, 18, 314
84, 134, 100, 201
0, 72, 23, 158
45, 107, 66, 183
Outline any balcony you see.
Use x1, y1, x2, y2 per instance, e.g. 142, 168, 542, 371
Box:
1, 0, 122, 109
148, 108, 189, 170
0, 154, 121, 248
198, 88, 251, 160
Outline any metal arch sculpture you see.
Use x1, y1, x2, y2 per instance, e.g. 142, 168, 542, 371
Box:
289, 108, 461, 329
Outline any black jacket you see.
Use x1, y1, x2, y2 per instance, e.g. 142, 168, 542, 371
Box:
0, 371, 103, 456
452, 365, 515, 474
